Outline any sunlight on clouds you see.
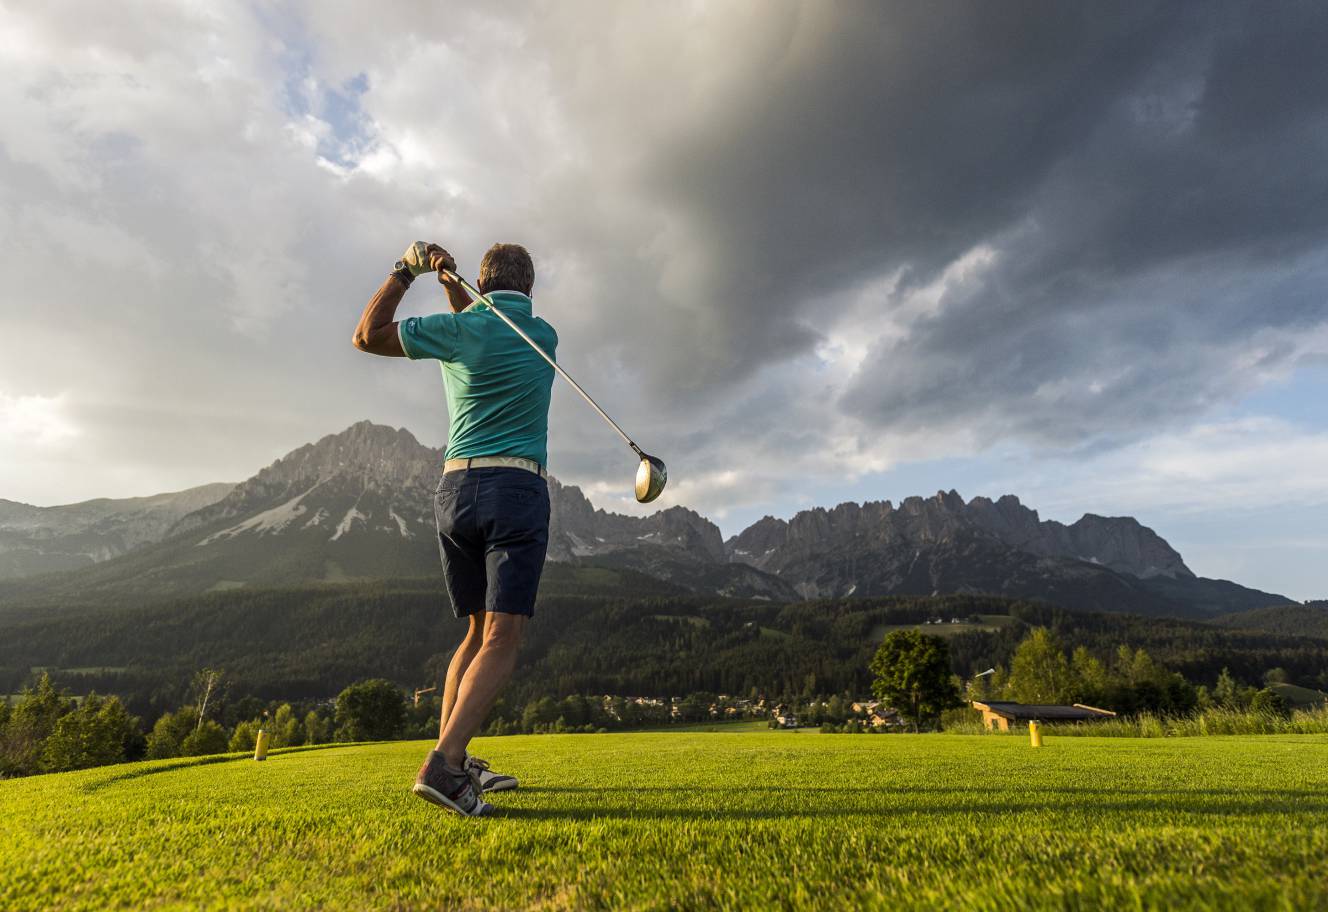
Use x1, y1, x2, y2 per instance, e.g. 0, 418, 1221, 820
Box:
1006, 417, 1328, 518
0, 393, 80, 449
814, 243, 999, 383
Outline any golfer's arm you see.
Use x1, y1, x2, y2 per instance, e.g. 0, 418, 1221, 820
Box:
352, 276, 408, 357
442, 281, 473, 314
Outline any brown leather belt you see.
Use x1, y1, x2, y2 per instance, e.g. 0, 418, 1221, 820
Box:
443, 456, 547, 478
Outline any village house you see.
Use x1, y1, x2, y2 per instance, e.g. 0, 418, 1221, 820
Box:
868, 706, 901, 729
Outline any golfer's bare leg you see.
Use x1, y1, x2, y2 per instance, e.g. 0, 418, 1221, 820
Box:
439, 614, 485, 734
437, 612, 525, 766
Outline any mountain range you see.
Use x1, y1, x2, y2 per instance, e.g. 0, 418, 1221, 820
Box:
0, 421, 1292, 618
0, 484, 235, 579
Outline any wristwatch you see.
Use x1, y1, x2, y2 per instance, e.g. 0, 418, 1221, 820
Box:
390, 260, 414, 287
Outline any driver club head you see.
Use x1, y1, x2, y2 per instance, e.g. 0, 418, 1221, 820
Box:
635, 454, 668, 503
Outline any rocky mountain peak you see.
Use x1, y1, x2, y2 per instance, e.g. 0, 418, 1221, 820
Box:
548, 477, 725, 564
723, 488, 1195, 585
167, 422, 443, 539
256, 421, 440, 490
1064, 513, 1193, 580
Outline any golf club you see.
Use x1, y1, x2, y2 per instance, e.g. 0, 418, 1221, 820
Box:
439, 269, 668, 503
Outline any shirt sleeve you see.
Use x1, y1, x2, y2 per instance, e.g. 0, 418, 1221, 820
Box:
541, 319, 559, 360
398, 313, 460, 361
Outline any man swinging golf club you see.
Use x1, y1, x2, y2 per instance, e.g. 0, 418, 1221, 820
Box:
353, 241, 555, 817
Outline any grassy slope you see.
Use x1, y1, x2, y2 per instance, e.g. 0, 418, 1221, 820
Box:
5, 733, 1328, 910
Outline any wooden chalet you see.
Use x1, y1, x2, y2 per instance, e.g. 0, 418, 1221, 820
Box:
971, 701, 1116, 731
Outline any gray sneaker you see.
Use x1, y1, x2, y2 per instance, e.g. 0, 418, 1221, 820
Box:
465, 753, 518, 793
412, 750, 492, 817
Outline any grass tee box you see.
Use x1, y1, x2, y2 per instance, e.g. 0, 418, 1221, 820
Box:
4, 732, 1328, 911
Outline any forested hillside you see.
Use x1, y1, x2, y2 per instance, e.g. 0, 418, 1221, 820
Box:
4, 570, 1324, 722
1216, 601, 1328, 639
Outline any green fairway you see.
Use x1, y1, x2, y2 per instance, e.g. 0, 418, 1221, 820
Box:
4, 732, 1328, 910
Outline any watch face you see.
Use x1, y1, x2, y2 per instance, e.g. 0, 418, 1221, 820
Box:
394, 260, 407, 272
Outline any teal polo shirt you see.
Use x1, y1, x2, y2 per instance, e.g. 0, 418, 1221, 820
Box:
398, 291, 557, 467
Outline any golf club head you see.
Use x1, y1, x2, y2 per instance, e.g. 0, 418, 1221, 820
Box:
635, 454, 667, 503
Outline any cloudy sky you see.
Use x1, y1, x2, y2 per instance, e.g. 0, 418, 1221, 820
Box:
2, 2, 1326, 598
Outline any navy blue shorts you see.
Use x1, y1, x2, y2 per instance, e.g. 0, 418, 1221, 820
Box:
433, 467, 550, 618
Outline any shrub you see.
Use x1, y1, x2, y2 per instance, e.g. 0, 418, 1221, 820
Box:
1250, 689, 1290, 718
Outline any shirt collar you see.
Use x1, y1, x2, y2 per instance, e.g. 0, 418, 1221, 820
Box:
467, 290, 532, 316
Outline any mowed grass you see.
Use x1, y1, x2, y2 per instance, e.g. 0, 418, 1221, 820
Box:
4, 732, 1328, 911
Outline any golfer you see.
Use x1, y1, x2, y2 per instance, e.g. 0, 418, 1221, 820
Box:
352, 241, 556, 817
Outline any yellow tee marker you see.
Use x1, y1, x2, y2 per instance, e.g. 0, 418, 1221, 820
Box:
254, 716, 271, 761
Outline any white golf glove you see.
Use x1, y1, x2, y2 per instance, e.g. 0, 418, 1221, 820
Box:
400, 241, 438, 277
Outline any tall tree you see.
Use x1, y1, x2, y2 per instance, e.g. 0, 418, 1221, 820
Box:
1213, 668, 1247, 709
1007, 628, 1073, 704
1, 674, 70, 776
334, 679, 406, 742
145, 707, 199, 759
190, 668, 224, 734
870, 630, 961, 731
1070, 647, 1109, 705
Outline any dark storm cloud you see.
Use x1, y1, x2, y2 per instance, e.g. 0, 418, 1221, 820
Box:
536, 1, 1328, 451
825, 3, 1328, 445
552, 3, 1192, 382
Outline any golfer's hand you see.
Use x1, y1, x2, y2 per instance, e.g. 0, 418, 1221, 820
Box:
429, 247, 458, 277
401, 241, 447, 277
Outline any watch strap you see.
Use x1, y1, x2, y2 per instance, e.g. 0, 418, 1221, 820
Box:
390, 263, 415, 287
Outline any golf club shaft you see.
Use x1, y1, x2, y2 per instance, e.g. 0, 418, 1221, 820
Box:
441, 271, 644, 458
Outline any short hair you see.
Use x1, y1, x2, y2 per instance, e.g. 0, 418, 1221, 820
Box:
477, 243, 534, 296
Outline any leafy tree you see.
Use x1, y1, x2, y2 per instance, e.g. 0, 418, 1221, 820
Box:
522, 696, 559, 732
304, 710, 331, 745
41, 694, 139, 772
1006, 628, 1073, 704
557, 695, 592, 728
181, 719, 229, 756
271, 704, 302, 748
228, 720, 261, 753
1263, 667, 1290, 686
335, 679, 405, 742
403, 695, 444, 740
145, 707, 199, 759
1161, 673, 1198, 716
1126, 648, 1164, 687
1213, 668, 1247, 709
870, 630, 961, 731
1070, 647, 1109, 705
678, 692, 717, 723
